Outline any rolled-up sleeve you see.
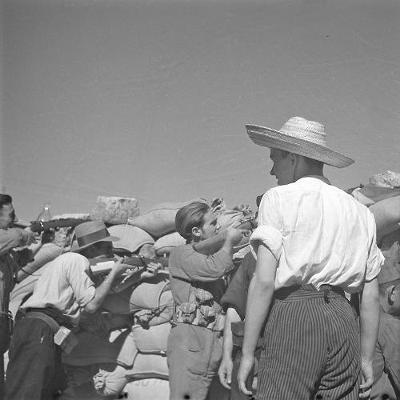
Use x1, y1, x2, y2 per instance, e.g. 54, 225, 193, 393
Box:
250, 190, 283, 261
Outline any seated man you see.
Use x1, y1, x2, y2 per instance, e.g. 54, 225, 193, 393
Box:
5, 221, 133, 400
167, 201, 245, 400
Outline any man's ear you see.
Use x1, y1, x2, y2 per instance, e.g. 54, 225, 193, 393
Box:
192, 226, 201, 240
387, 285, 396, 305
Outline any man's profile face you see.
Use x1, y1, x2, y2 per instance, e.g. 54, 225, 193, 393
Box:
0, 203, 16, 229
269, 149, 294, 186
199, 211, 220, 240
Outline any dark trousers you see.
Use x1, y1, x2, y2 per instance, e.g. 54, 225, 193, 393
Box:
5, 317, 64, 400
256, 286, 361, 400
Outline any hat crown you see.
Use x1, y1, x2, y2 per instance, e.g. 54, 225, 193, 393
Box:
280, 116, 327, 147
75, 220, 110, 247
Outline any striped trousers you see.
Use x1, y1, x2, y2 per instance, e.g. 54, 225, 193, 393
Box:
256, 285, 360, 400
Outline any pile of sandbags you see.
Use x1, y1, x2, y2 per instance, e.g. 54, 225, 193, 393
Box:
93, 275, 173, 399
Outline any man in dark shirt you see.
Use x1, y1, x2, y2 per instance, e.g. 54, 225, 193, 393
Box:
0, 194, 35, 396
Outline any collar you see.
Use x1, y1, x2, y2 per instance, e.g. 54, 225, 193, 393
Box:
302, 175, 331, 185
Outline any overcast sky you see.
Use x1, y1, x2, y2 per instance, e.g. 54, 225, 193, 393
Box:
1, 0, 399, 220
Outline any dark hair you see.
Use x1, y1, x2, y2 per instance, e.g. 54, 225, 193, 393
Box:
0, 194, 12, 210
175, 201, 210, 241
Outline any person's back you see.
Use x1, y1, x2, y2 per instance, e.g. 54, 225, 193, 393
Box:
262, 176, 379, 291
22, 252, 93, 325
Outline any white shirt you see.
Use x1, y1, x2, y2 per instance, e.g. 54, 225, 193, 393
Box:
23, 252, 96, 325
250, 177, 384, 293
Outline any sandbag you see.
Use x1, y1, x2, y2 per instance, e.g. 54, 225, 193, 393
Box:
154, 232, 186, 256
94, 365, 128, 397
131, 323, 171, 353
90, 196, 140, 225
369, 196, 400, 240
127, 199, 204, 238
370, 170, 400, 188
122, 379, 169, 400
108, 225, 154, 253
117, 331, 139, 368
133, 290, 173, 328
129, 276, 170, 313
125, 353, 169, 380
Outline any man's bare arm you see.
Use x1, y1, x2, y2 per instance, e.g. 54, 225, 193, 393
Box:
218, 307, 241, 389
238, 245, 277, 395
359, 277, 380, 399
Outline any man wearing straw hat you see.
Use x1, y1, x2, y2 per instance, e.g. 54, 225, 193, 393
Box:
237, 116, 384, 399
5, 221, 132, 400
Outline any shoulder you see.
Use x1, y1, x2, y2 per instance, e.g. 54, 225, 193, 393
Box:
57, 252, 90, 269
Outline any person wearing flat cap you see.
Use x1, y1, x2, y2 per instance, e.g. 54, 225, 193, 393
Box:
237, 117, 384, 399
5, 221, 132, 400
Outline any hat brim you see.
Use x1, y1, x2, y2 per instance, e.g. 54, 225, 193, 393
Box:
71, 235, 119, 252
246, 124, 354, 168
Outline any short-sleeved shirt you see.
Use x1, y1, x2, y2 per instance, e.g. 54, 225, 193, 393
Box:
220, 252, 256, 320
22, 252, 96, 325
250, 176, 384, 292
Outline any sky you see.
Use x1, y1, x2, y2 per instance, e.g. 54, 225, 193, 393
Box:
1, 0, 399, 221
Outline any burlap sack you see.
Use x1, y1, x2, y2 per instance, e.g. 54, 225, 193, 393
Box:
90, 196, 140, 225
370, 196, 400, 241
129, 276, 170, 313
108, 225, 154, 253
123, 379, 169, 400
127, 199, 204, 238
154, 232, 186, 256
125, 353, 169, 380
131, 323, 171, 353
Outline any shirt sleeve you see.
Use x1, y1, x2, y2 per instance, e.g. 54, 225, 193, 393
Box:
170, 245, 234, 281
0, 228, 27, 256
250, 190, 283, 261
66, 254, 96, 307
365, 213, 385, 281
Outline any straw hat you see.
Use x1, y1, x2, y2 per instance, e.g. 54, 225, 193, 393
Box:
71, 220, 118, 252
246, 116, 354, 168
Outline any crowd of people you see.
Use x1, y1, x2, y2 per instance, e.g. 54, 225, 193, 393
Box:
0, 116, 399, 400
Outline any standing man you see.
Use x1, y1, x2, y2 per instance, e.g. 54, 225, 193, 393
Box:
237, 117, 384, 399
0, 194, 35, 396
167, 201, 244, 400
5, 220, 131, 400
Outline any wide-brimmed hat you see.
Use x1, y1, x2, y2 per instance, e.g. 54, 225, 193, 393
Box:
246, 116, 354, 168
71, 220, 118, 252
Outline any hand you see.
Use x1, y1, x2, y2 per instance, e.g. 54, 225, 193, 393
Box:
218, 356, 233, 389
237, 353, 254, 396
112, 256, 133, 276
359, 359, 374, 399
140, 261, 162, 280
23, 228, 36, 246
226, 227, 248, 246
